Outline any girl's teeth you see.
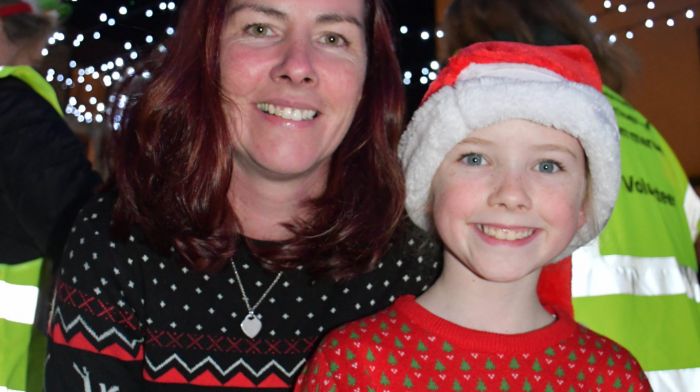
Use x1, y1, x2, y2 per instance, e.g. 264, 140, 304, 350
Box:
257, 103, 317, 121
479, 224, 533, 241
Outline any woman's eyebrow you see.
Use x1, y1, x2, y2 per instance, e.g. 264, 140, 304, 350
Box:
316, 13, 363, 28
228, 3, 287, 20
228, 3, 362, 28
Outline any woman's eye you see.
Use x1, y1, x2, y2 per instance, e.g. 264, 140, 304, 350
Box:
321, 33, 348, 46
536, 160, 562, 173
461, 153, 485, 166
245, 23, 271, 37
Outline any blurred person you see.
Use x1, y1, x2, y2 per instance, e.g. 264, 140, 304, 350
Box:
439, 0, 700, 390
43, 0, 441, 390
0, 1, 101, 391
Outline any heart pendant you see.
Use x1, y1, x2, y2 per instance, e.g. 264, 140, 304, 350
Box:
240, 313, 262, 338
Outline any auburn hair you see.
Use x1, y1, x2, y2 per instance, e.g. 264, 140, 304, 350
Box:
110, 0, 405, 280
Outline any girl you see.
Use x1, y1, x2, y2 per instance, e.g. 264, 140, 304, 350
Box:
295, 41, 651, 391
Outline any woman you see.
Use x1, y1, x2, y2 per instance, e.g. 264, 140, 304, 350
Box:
44, 0, 440, 390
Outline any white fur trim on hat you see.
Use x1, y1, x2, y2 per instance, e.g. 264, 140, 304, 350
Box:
399, 61, 620, 260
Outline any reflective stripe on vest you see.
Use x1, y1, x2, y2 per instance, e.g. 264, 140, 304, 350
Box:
0, 258, 41, 325
572, 238, 699, 300
646, 368, 700, 392
685, 184, 700, 241
1, 386, 28, 392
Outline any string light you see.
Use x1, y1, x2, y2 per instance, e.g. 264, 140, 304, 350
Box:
42, 2, 180, 124
594, 2, 699, 41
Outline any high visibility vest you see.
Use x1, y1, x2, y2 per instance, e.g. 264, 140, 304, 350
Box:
572, 87, 700, 391
0, 65, 61, 392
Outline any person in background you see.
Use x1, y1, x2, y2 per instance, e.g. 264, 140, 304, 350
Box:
440, 1, 700, 390
296, 41, 651, 391
0, 1, 101, 392
44, 0, 440, 390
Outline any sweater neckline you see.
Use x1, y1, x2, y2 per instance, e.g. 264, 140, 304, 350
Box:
393, 295, 578, 353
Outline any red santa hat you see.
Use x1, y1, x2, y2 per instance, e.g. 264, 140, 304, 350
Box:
399, 41, 620, 260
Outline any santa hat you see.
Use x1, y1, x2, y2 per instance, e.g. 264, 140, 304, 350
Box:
399, 41, 620, 259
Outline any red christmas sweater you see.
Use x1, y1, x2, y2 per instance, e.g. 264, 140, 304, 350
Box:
295, 295, 651, 391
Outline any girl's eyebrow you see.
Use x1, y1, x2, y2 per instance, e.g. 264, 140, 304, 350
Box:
228, 3, 363, 28
533, 144, 580, 159
457, 137, 493, 146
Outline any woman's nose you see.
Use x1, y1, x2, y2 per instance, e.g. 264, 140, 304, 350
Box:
271, 38, 318, 85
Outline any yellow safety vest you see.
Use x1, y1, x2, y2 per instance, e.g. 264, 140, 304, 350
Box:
572, 87, 700, 391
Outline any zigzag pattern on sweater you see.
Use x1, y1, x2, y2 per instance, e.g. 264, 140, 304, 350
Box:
50, 307, 144, 360
145, 354, 306, 378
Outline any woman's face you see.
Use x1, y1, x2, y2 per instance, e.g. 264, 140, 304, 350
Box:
220, 0, 367, 186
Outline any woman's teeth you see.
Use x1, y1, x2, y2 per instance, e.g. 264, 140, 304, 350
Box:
479, 224, 534, 241
257, 103, 317, 121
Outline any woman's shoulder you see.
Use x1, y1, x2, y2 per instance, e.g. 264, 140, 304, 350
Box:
58, 190, 160, 285
379, 216, 442, 277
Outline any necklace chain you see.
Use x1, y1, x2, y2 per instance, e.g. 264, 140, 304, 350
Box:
231, 259, 283, 314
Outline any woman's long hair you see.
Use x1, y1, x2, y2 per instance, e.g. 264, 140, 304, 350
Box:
110, 0, 405, 280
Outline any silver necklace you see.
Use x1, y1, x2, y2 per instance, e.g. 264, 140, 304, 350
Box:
231, 259, 283, 339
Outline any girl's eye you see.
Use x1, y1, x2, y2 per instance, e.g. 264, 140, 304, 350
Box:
536, 160, 562, 173
461, 153, 485, 166
320, 33, 348, 46
245, 23, 272, 37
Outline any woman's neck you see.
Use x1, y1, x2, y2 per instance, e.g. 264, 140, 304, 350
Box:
228, 165, 326, 241
417, 252, 554, 334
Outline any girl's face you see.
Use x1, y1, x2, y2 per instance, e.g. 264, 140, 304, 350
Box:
219, 0, 367, 187
431, 119, 588, 284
